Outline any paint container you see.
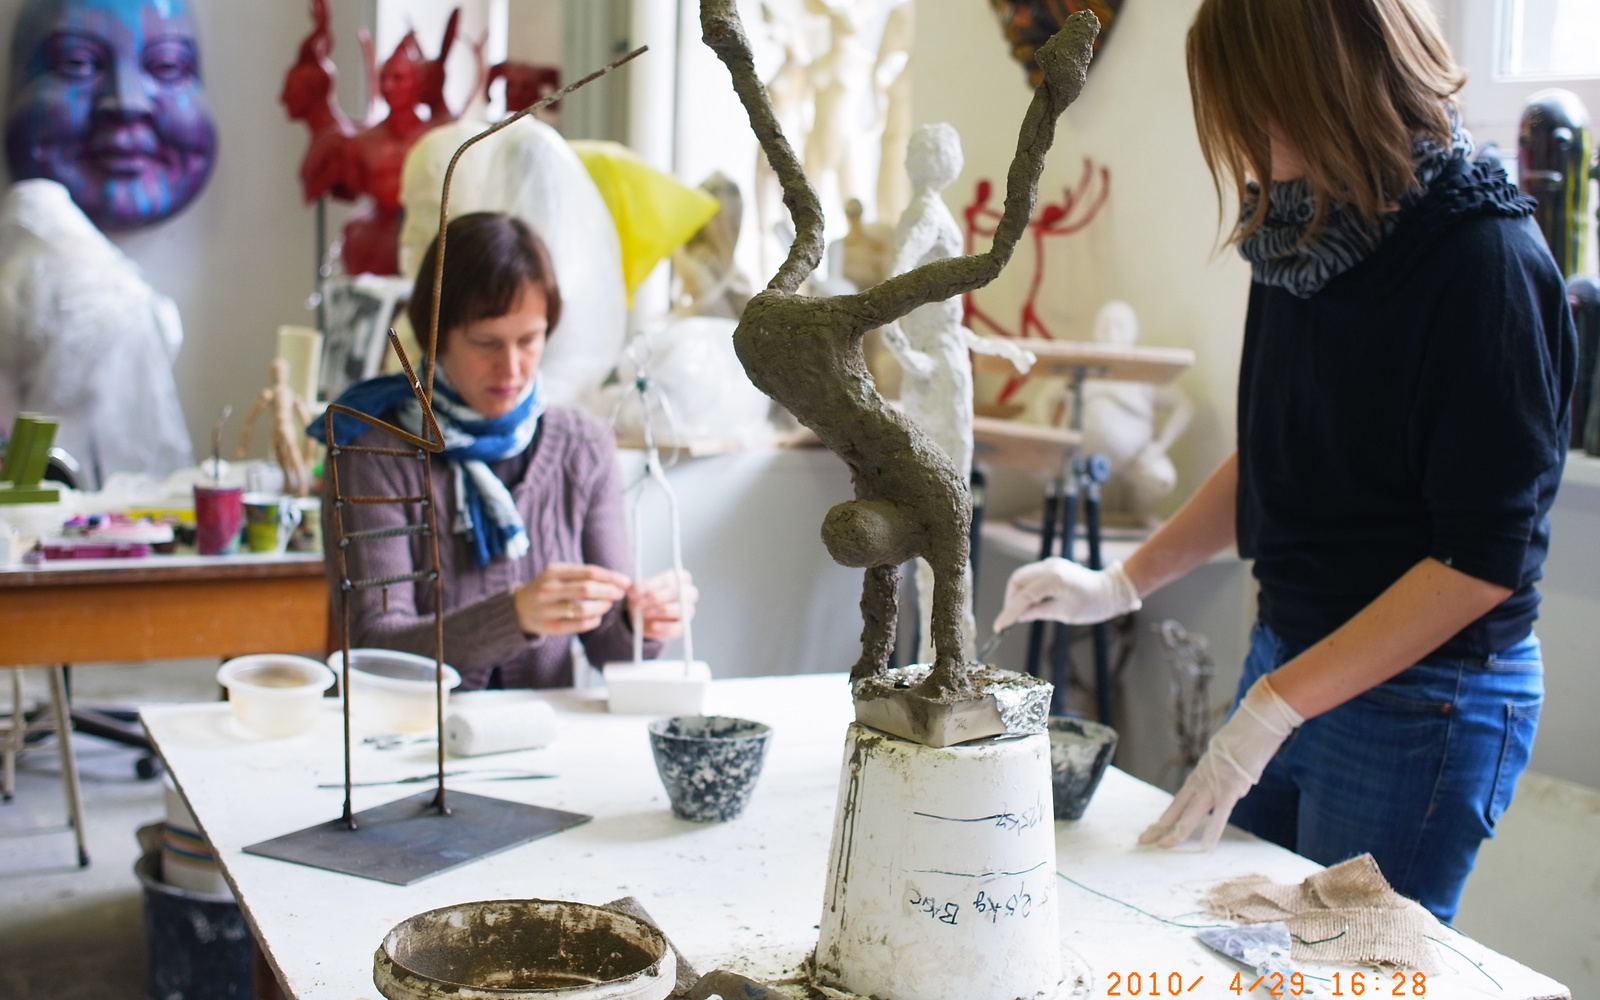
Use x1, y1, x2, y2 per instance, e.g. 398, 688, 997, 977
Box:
136, 852, 254, 1000
242, 492, 303, 554
1048, 717, 1118, 821
217, 655, 333, 739
331, 649, 462, 734
647, 716, 771, 822
193, 484, 243, 555
815, 723, 1063, 1000
603, 660, 711, 715
373, 899, 675, 1000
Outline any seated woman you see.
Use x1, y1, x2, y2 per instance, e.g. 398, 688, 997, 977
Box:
314, 211, 695, 688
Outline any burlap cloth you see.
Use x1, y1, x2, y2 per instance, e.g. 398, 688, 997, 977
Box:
1203, 855, 1439, 973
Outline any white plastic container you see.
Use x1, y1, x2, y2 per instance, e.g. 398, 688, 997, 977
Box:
216, 655, 334, 739
815, 723, 1064, 1000
602, 660, 711, 715
329, 648, 462, 734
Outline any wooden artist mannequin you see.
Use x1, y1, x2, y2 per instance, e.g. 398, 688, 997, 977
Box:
236, 359, 315, 497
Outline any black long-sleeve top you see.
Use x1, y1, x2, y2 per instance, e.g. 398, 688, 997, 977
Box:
1236, 156, 1577, 657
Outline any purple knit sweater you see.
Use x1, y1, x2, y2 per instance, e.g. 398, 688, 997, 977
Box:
321, 406, 658, 689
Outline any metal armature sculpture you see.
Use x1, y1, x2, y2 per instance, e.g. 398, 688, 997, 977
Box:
700, 1, 1098, 701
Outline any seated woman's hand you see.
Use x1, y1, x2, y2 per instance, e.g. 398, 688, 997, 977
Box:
514, 563, 631, 636
627, 569, 699, 640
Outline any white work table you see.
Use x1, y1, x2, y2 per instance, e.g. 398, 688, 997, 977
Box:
142, 675, 1568, 1000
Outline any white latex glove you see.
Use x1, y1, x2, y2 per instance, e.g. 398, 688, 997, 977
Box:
1139, 675, 1304, 850
993, 558, 1142, 632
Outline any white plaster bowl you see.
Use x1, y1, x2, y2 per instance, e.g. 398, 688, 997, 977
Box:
216, 655, 333, 739
329, 649, 462, 734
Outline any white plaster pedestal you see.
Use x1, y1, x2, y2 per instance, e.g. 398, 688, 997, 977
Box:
815, 723, 1062, 1000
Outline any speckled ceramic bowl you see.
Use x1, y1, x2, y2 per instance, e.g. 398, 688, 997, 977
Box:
647, 715, 772, 822
1048, 716, 1118, 821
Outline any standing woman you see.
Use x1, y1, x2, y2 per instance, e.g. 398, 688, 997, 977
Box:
995, 0, 1575, 922
314, 212, 696, 689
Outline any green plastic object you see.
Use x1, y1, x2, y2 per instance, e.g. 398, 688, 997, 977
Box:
0, 413, 61, 504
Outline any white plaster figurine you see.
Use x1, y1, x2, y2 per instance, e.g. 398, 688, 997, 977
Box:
881, 123, 1035, 662
1081, 300, 1194, 526
0, 179, 192, 487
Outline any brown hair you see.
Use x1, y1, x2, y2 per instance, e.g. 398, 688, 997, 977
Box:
408, 212, 562, 355
1186, 0, 1465, 242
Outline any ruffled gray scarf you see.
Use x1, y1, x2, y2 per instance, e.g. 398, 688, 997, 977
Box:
1237, 118, 1475, 298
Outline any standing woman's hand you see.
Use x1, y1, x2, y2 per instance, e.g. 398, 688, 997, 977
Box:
627, 569, 699, 640
514, 563, 631, 635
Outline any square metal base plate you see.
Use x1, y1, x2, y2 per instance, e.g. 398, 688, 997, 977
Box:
243, 790, 590, 885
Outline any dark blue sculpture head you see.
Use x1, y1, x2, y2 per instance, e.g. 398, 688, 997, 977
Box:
6, 0, 217, 230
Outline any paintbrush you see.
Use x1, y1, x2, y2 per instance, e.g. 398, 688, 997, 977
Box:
974, 597, 1056, 663
210, 404, 232, 483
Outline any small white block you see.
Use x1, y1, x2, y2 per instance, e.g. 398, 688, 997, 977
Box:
603, 660, 712, 715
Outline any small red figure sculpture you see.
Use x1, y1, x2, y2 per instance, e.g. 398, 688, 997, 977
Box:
282, 0, 357, 202
487, 61, 561, 114
962, 156, 1110, 404
341, 31, 432, 275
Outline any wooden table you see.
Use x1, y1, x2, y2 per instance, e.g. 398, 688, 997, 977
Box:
141, 675, 1568, 1000
0, 553, 328, 666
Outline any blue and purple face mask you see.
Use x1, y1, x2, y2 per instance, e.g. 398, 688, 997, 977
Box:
5, 0, 217, 230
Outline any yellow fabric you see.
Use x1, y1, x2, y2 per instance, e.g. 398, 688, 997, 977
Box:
570, 141, 719, 304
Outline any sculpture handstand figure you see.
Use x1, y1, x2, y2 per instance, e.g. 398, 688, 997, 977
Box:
700, 1, 1097, 701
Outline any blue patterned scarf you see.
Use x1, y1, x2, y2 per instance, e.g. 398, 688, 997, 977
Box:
1237, 117, 1475, 298
309, 372, 543, 567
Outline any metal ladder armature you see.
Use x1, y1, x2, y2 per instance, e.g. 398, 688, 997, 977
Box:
322, 331, 448, 829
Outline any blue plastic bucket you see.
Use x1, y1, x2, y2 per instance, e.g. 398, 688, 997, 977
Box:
135, 852, 254, 1000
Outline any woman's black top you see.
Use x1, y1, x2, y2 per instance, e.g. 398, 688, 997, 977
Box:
1237, 156, 1578, 657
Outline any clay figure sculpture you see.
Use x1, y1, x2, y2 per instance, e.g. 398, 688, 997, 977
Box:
5, 0, 217, 231
417, 9, 487, 127
282, 0, 356, 203
881, 124, 1036, 664
236, 359, 316, 498
343, 32, 433, 275
1082, 300, 1193, 525
488, 61, 560, 115
700, 0, 1098, 698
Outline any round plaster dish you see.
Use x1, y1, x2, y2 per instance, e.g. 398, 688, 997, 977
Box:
372, 899, 675, 1000
647, 715, 771, 822
330, 649, 463, 734
1048, 716, 1118, 821
217, 655, 333, 739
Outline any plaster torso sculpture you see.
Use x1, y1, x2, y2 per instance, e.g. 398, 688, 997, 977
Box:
874, 0, 915, 224
282, 0, 356, 203
802, 0, 865, 213
342, 33, 432, 275
672, 172, 753, 320
1081, 300, 1193, 525
881, 124, 1035, 660
0, 179, 191, 483
235, 359, 315, 498
701, 1, 1095, 697
5, 0, 217, 231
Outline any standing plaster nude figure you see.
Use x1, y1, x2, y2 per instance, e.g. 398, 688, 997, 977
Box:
701, 0, 1097, 696
236, 359, 315, 497
881, 124, 1036, 663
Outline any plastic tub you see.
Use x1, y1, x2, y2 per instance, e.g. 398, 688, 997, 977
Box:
330, 648, 462, 734
217, 654, 333, 739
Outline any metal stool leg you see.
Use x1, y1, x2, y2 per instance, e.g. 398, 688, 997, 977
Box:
46, 664, 89, 867
2, 671, 21, 802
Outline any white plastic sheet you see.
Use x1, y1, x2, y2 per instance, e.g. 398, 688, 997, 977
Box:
0, 179, 192, 486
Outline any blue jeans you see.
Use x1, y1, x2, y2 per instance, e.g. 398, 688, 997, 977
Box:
1228, 622, 1542, 924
